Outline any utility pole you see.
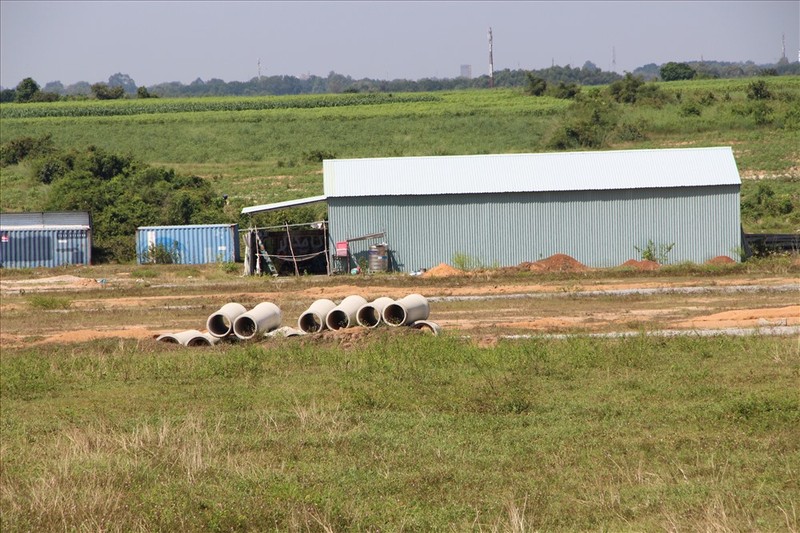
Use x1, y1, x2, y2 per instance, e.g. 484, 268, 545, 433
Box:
258, 58, 262, 81
612, 46, 617, 72
488, 27, 494, 88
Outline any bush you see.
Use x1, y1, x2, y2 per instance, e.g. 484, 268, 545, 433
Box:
548, 81, 581, 99
0, 134, 55, 167
680, 101, 702, 117
613, 121, 649, 142
546, 95, 618, 150
31, 156, 69, 184
747, 80, 772, 100
303, 149, 336, 163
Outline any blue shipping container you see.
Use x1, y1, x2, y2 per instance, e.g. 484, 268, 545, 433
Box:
0, 228, 92, 268
136, 224, 240, 265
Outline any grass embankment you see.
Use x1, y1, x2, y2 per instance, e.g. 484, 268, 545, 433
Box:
1, 78, 799, 232
1, 333, 798, 531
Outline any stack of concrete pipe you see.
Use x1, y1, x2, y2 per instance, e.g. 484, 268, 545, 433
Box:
157, 293, 441, 347
157, 301, 282, 347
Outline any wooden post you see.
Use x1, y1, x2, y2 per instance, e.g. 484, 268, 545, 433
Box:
286, 223, 300, 276
323, 221, 331, 276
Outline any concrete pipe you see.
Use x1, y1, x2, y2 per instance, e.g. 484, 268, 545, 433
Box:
207, 302, 247, 338
157, 329, 218, 346
233, 302, 282, 340
187, 332, 220, 346
383, 293, 430, 327
325, 295, 368, 330
410, 320, 442, 336
297, 298, 337, 333
356, 297, 395, 328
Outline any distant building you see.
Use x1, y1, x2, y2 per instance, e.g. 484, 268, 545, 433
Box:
460, 64, 472, 79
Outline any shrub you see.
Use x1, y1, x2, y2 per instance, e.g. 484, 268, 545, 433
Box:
634, 240, 675, 263
303, 149, 335, 163
31, 156, 69, 184
747, 80, 772, 100
613, 121, 649, 142
680, 101, 702, 117
0, 134, 55, 167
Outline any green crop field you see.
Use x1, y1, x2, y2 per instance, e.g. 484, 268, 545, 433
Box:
2, 77, 799, 233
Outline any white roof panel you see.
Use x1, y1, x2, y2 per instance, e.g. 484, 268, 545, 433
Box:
241, 195, 327, 215
323, 147, 741, 198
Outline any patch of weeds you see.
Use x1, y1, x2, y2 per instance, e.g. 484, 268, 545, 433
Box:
219, 262, 240, 274
634, 239, 675, 264
27, 295, 71, 310
130, 268, 159, 279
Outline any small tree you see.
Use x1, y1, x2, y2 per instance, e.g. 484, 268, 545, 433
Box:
15, 77, 40, 102
608, 73, 645, 103
525, 73, 547, 96
660, 62, 696, 81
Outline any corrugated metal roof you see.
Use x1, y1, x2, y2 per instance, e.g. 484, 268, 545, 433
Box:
0, 211, 91, 229
323, 147, 741, 198
241, 195, 328, 215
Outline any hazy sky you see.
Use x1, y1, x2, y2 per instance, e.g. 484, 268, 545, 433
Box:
1, 1, 798, 88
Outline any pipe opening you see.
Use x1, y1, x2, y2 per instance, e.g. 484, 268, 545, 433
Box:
159, 336, 180, 344
326, 310, 350, 330
357, 306, 381, 328
299, 312, 324, 333
208, 315, 233, 336
187, 336, 213, 346
383, 304, 407, 326
234, 317, 258, 339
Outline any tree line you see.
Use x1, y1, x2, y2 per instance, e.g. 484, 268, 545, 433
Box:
2, 58, 797, 102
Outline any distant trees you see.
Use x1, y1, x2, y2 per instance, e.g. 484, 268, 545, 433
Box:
91, 83, 125, 100
660, 62, 696, 81
108, 72, 137, 95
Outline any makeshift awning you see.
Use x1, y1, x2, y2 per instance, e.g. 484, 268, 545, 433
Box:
241, 195, 327, 215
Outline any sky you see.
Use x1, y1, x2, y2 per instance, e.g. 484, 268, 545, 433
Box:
1, 0, 798, 89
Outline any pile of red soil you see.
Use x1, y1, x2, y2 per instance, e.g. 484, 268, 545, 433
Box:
422, 263, 465, 278
706, 255, 735, 265
522, 254, 589, 273
621, 259, 661, 271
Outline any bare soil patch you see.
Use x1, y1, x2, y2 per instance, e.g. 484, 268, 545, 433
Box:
1, 267, 797, 347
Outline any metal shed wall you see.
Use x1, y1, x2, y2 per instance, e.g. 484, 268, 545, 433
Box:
136, 224, 240, 265
0, 228, 92, 268
0, 211, 91, 228
328, 185, 741, 271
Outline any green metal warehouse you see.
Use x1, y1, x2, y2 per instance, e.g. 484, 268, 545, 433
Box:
244, 147, 742, 272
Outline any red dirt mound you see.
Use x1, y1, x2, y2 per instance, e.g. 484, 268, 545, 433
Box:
621, 259, 661, 271
527, 254, 588, 273
707, 255, 735, 265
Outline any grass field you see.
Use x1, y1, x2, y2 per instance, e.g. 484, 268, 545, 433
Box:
1, 332, 798, 531
1, 78, 799, 232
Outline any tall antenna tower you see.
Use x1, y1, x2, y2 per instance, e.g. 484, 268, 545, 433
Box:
258, 58, 262, 80
488, 27, 494, 88
782, 33, 787, 61
612, 46, 617, 72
